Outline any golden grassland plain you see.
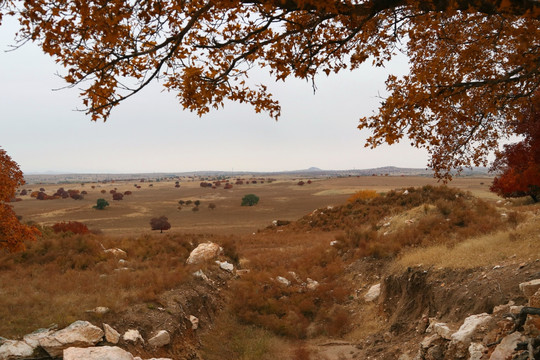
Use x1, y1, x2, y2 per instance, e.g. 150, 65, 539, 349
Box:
12, 175, 496, 235
2, 174, 540, 358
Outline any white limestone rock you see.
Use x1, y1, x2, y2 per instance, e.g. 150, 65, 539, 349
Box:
451, 313, 492, 345
426, 321, 454, 340
192, 269, 210, 282
519, 279, 540, 298
216, 260, 234, 272
489, 332, 522, 360
104, 248, 127, 258
468, 342, 486, 360
0, 340, 34, 360
364, 283, 381, 302
123, 329, 144, 344
22, 328, 55, 349
103, 323, 120, 344
276, 276, 291, 287
39, 320, 104, 358
186, 242, 222, 264
189, 315, 199, 330
64, 346, 134, 360
306, 278, 320, 291
148, 330, 170, 348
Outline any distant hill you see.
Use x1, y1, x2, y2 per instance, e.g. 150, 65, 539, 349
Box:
23, 166, 490, 184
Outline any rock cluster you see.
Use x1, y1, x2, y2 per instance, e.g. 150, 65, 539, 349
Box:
401, 278, 540, 360
0, 321, 172, 360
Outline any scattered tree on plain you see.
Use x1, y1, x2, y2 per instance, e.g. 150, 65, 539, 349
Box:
490, 100, 540, 202
150, 216, 171, 233
241, 194, 260, 207
194, 200, 201, 207
0, 148, 41, 252
2, 1, 539, 178
94, 198, 110, 210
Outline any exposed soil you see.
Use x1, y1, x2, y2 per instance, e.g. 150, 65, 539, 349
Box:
306, 257, 540, 359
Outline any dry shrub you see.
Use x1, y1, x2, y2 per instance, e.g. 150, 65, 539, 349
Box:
230, 234, 347, 338
293, 345, 312, 360
201, 311, 281, 360
52, 221, 90, 235
0, 231, 199, 337
328, 187, 511, 259
347, 189, 379, 203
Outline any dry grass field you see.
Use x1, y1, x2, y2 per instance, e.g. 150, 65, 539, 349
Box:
13, 175, 496, 236
6, 174, 536, 360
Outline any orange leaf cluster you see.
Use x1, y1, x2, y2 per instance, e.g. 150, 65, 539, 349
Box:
2, 0, 539, 177
0, 148, 41, 252
490, 98, 540, 202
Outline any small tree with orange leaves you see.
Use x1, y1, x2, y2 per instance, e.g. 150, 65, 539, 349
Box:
0, 148, 40, 252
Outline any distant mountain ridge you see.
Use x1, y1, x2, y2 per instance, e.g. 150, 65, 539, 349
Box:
23, 166, 490, 184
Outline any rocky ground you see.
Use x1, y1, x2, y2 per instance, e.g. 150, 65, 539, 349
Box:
2, 244, 539, 360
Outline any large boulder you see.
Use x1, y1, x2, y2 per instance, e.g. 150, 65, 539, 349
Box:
0, 340, 34, 360
64, 346, 134, 360
39, 320, 104, 358
186, 242, 222, 265
449, 313, 492, 358
489, 332, 522, 360
22, 328, 54, 349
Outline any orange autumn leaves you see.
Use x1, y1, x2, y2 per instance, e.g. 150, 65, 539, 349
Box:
1, 0, 539, 178
0, 148, 40, 252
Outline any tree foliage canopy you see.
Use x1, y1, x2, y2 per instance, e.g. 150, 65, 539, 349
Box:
1, 0, 539, 178
93, 198, 110, 210
241, 193, 260, 206
490, 100, 540, 202
150, 215, 171, 233
0, 148, 41, 252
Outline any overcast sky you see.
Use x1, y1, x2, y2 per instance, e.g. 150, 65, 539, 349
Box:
0, 18, 430, 174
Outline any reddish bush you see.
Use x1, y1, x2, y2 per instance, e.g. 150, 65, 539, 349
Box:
81, 191, 88, 195
224, 183, 233, 189
124, 191, 132, 195
54, 188, 69, 198
109, 189, 116, 194
307, 180, 312, 184
101, 189, 106, 194
297, 181, 305, 186
52, 221, 90, 234
20, 189, 28, 196
112, 193, 124, 201
36, 191, 51, 200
